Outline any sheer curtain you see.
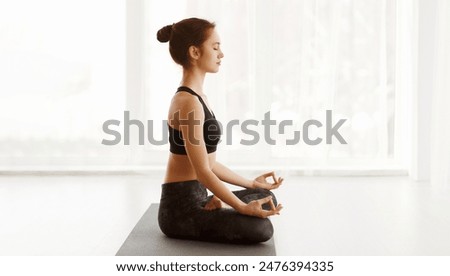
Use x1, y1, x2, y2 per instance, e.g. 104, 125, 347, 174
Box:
0, 0, 408, 173
144, 0, 404, 171
430, 0, 450, 187
0, 0, 128, 170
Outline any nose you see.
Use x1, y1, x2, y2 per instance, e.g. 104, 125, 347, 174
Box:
219, 50, 224, 59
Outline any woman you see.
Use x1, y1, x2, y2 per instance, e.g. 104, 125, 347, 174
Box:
157, 17, 283, 244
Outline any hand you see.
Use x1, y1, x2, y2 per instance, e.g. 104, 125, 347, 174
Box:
240, 196, 283, 218
252, 171, 284, 190
204, 195, 223, 211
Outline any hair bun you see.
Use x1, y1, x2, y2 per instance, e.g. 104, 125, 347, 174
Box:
157, 24, 173, 43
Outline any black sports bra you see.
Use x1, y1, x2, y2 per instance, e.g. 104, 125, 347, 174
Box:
168, 86, 222, 155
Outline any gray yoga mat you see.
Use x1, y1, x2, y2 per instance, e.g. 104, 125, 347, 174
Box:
116, 204, 276, 256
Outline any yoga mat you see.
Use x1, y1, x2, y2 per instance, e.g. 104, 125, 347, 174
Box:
116, 204, 276, 256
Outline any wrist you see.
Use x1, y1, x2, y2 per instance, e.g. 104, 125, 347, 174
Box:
247, 179, 256, 189
235, 201, 248, 214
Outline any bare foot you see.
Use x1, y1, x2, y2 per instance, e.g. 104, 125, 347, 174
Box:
204, 195, 222, 211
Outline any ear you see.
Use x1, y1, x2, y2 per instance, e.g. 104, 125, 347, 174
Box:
188, 45, 201, 60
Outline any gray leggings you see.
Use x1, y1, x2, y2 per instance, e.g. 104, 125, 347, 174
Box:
158, 180, 277, 244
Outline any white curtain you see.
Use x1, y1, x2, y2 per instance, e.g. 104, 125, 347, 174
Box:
0, 0, 128, 169
430, 0, 450, 187
0, 0, 406, 172
144, 0, 402, 170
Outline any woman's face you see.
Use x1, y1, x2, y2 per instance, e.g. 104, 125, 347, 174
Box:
197, 28, 224, 73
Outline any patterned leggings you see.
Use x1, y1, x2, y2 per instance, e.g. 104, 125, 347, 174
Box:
158, 180, 277, 244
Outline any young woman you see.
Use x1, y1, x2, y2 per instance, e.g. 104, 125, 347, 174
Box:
157, 17, 283, 244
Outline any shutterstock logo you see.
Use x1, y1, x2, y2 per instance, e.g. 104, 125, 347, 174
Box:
101, 110, 347, 146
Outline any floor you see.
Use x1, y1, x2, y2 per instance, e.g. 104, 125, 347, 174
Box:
1, 173, 449, 256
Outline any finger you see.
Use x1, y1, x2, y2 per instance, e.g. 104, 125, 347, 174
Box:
262, 171, 276, 183
275, 177, 284, 186
266, 184, 276, 190
277, 204, 283, 211
269, 179, 282, 190
271, 172, 277, 184
275, 204, 283, 215
257, 196, 273, 205
261, 206, 282, 217
274, 177, 283, 187
262, 171, 275, 178
260, 171, 276, 185
269, 199, 276, 210
272, 204, 283, 215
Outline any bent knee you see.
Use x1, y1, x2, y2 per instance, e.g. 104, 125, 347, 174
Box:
239, 218, 274, 243
252, 218, 274, 242
158, 209, 194, 239
158, 211, 174, 238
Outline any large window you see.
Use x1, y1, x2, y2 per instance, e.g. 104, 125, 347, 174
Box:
0, 0, 410, 172
143, 0, 407, 170
0, 0, 127, 168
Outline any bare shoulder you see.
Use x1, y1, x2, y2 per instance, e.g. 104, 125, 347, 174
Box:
169, 92, 204, 120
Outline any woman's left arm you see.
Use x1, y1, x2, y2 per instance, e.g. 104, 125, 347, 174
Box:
212, 161, 284, 190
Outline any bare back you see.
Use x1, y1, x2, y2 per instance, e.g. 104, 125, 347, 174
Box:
164, 91, 217, 183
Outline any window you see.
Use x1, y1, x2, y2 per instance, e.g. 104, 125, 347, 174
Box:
0, 0, 127, 168
142, 0, 406, 170
0, 0, 410, 172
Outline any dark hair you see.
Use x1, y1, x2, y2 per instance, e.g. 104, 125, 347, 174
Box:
157, 18, 216, 68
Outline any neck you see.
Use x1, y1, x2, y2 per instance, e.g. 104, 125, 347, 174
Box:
180, 67, 206, 95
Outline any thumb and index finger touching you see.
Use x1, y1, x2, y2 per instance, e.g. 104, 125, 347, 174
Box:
261, 171, 285, 186
257, 196, 283, 217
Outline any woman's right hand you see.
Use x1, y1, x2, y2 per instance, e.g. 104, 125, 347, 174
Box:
239, 196, 283, 218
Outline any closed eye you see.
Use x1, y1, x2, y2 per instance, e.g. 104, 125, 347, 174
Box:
213, 42, 221, 50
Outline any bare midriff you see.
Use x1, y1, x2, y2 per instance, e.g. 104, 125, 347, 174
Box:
163, 152, 216, 183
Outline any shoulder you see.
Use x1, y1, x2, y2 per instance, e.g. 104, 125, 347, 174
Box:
171, 92, 204, 119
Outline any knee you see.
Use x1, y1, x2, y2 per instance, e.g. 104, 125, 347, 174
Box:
237, 217, 274, 243
158, 207, 189, 239
158, 209, 173, 237
251, 219, 274, 243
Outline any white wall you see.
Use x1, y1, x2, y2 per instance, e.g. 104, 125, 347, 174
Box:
411, 0, 437, 181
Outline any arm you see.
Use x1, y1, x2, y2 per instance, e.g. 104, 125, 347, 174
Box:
212, 161, 285, 190
178, 96, 246, 212
177, 96, 281, 218
211, 161, 253, 189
